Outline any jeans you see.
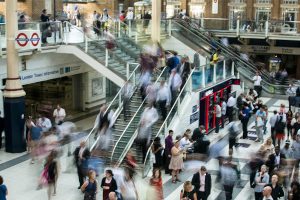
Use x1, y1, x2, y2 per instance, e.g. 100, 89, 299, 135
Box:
242, 118, 249, 139
215, 117, 221, 133
256, 126, 263, 142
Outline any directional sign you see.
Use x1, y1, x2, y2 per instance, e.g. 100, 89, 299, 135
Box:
30, 33, 40, 46
15, 33, 29, 47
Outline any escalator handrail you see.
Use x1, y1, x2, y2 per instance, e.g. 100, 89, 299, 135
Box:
86, 63, 141, 148
110, 66, 168, 165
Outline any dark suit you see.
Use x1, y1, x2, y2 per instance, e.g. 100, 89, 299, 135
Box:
192, 172, 212, 200
73, 146, 90, 187
0, 116, 4, 149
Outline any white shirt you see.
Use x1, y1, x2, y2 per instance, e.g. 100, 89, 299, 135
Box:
168, 73, 182, 91
156, 85, 171, 105
199, 173, 206, 192
122, 83, 134, 98
126, 11, 134, 20
215, 104, 222, 118
253, 75, 262, 86
221, 101, 227, 115
269, 114, 278, 128
227, 97, 236, 107
179, 137, 191, 149
53, 108, 66, 124
38, 117, 52, 132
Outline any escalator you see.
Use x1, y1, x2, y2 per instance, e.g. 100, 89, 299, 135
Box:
172, 20, 289, 94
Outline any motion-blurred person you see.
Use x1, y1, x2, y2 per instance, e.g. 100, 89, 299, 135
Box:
156, 81, 170, 120
179, 55, 191, 91
291, 133, 300, 172
220, 160, 238, 200
101, 169, 117, 200
269, 111, 279, 145
180, 181, 197, 200
221, 98, 227, 128
146, 83, 158, 105
151, 137, 164, 169
139, 70, 151, 101
29, 122, 43, 164
262, 186, 273, 200
122, 81, 134, 120
45, 151, 59, 200
253, 71, 263, 97
74, 141, 91, 189
249, 153, 265, 189
169, 140, 184, 183
281, 140, 293, 158
265, 175, 284, 200
149, 168, 163, 200
0, 112, 4, 149
164, 130, 174, 175
53, 104, 66, 125
37, 114, 52, 132
256, 107, 267, 143
93, 104, 108, 139
0, 176, 7, 200
191, 166, 211, 200
56, 121, 76, 156
95, 120, 114, 159
227, 93, 236, 122
81, 170, 98, 200
275, 111, 286, 146
136, 104, 159, 162
240, 103, 251, 139
121, 167, 139, 200
169, 68, 182, 106
254, 165, 270, 200
227, 117, 240, 153
288, 181, 300, 200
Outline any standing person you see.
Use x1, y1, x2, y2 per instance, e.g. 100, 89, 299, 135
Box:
240, 103, 251, 139
254, 165, 270, 200
214, 102, 222, 134
191, 166, 212, 200
193, 50, 201, 69
256, 107, 267, 143
122, 81, 134, 121
169, 140, 184, 183
92, 11, 100, 35
292, 116, 300, 140
125, 8, 134, 24
29, 123, 42, 164
156, 81, 170, 120
53, 104, 66, 125
101, 170, 117, 200
169, 69, 182, 107
269, 111, 279, 145
180, 181, 197, 200
0, 112, 4, 149
142, 11, 151, 33
37, 114, 52, 132
262, 186, 273, 200
227, 94, 236, 122
75, 9, 81, 27
291, 133, 300, 172
136, 104, 159, 162
220, 160, 238, 200
100, 9, 111, 33
0, 176, 7, 200
253, 71, 262, 97
40, 9, 50, 44
151, 137, 164, 169
149, 168, 163, 200
74, 141, 91, 189
265, 175, 284, 200
275, 114, 286, 146
45, 151, 59, 199
287, 109, 293, 139
81, 170, 98, 200
164, 130, 174, 175
221, 98, 227, 128
179, 55, 191, 91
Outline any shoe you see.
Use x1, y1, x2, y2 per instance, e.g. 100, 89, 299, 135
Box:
176, 179, 181, 182
77, 186, 81, 189
172, 180, 176, 184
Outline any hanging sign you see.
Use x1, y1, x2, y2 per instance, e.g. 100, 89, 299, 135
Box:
212, 0, 218, 14
15, 30, 41, 50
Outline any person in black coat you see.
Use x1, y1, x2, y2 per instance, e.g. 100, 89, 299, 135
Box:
73, 141, 91, 189
101, 169, 118, 200
0, 112, 4, 149
191, 166, 212, 200
265, 174, 284, 200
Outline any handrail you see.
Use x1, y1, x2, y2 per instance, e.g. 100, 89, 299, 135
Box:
110, 66, 168, 165
142, 66, 196, 174
86, 63, 141, 149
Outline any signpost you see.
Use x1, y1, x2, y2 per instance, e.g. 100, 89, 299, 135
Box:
15, 31, 41, 50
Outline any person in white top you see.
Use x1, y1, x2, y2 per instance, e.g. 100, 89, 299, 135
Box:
37, 115, 52, 132
227, 94, 236, 122
156, 81, 171, 120
269, 110, 278, 146
214, 102, 222, 134
53, 104, 66, 125
122, 81, 134, 120
253, 71, 262, 97
221, 98, 227, 128
168, 69, 182, 106
179, 130, 192, 149
125, 9, 134, 22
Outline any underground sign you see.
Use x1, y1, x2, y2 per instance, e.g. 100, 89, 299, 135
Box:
15, 33, 29, 47
15, 31, 41, 49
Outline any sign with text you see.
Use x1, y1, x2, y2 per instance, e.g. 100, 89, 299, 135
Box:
15, 30, 41, 50
212, 0, 218, 14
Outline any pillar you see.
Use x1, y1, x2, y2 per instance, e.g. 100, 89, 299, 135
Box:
151, 0, 161, 42
4, 0, 26, 153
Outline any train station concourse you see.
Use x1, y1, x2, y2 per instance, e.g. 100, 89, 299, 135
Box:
0, 0, 300, 200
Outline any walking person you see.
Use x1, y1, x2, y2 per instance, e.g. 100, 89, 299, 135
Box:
74, 141, 91, 189
45, 151, 59, 200
0, 176, 7, 200
122, 81, 134, 121
256, 107, 267, 143
240, 103, 251, 139
221, 98, 227, 128
168, 69, 182, 107
149, 168, 163, 200
81, 170, 98, 200
169, 140, 184, 183
228, 118, 240, 153
220, 159, 238, 200
40, 9, 50, 44
101, 170, 117, 200
269, 111, 278, 146
156, 81, 170, 120
253, 71, 263, 97
214, 102, 222, 134
191, 166, 212, 200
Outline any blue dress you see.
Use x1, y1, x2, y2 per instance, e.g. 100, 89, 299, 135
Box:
84, 180, 97, 200
0, 184, 7, 200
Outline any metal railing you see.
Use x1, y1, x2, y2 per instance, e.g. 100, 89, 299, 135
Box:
86, 63, 141, 151
109, 66, 168, 166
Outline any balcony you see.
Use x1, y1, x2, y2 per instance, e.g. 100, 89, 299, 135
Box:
228, 0, 246, 7
281, 0, 300, 8
166, 0, 181, 5
254, 0, 273, 8
189, 0, 206, 6
62, 0, 95, 3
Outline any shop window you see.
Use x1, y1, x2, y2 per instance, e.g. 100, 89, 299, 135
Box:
282, 0, 298, 4
229, 6, 246, 30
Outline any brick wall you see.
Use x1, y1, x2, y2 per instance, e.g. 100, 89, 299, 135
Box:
32, 0, 63, 21
0, 0, 33, 18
